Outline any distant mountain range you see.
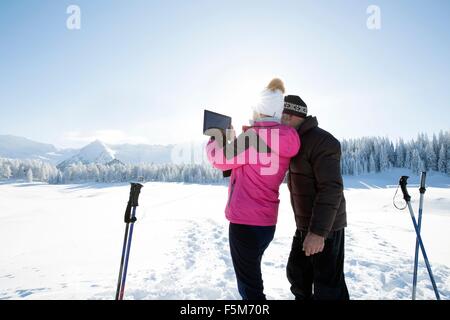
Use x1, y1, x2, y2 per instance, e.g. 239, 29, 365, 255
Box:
56, 140, 119, 169
0, 135, 176, 167
0, 135, 79, 163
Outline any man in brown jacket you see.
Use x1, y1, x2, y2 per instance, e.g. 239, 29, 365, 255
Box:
281, 95, 349, 300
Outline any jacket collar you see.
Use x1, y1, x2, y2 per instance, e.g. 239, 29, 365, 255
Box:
243, 118, 280, 132
297, 116, 318, 135
249, 116, 281, 126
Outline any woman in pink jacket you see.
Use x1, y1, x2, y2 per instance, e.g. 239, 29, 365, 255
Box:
206, 79, 300, 299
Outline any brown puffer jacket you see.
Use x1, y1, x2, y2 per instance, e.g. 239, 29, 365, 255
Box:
287, 116, 347, 238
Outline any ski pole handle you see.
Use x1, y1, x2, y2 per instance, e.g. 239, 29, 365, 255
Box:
124, 183, 143, 223
399, 176, 411, 202
419, 172, 426, 194
129, 182, 143, 207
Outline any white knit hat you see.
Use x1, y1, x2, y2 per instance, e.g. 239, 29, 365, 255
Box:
252, 78, 285, 119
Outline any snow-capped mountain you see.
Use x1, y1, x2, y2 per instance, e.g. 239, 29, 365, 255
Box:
0, 135, 78, 163
56, 141, 177, 167
0, 135, 182, 166
57, 140, 117, 169
0, 135, 56, 158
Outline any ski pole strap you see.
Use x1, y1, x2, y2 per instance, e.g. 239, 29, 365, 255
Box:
419, 171, 426, 194
393, 185, 406, 210
124, 183, 143, 223
399, 176, 411, 202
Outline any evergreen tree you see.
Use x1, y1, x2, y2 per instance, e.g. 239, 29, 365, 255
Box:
438, 144, 447, 173
425, 142, 437, 171
26, 168, 33, 183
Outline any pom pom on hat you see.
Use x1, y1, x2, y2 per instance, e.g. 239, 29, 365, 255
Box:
266, 78, 285, 93
252, 78, 285, 119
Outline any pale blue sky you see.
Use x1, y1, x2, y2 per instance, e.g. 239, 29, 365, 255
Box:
0, 0, 449, 148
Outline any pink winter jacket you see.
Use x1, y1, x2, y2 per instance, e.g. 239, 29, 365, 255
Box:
206, 120, 300, 226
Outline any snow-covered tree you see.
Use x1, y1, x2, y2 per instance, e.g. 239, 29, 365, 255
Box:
410, 149, 420, 174
26, 168, 33, 183
379, 144, 391, 172
438, 144, 447, 173
395, 139, 406, 167
1, 130, 448, 183
4, 164, 12, 179
369, 154, 376, 173
425, 142, 437, 171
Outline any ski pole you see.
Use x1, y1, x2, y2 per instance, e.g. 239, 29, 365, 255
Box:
115, 182, 143, 300
115, 213, 131, 300
399, 176, 440, 300
412, 172, 426, 300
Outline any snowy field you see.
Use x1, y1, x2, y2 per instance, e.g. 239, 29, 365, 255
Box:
0, 169, 449, 300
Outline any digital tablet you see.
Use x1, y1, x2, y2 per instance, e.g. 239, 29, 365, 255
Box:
203, 110, 232, 136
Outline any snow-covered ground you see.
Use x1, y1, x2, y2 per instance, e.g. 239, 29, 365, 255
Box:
0, 169, 449, 300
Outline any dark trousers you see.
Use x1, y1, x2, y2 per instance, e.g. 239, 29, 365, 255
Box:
229, 223, 276, 300
286, 228, 349, 300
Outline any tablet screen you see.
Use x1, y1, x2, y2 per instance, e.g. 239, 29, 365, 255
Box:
203, 110, 232, 135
